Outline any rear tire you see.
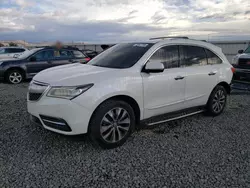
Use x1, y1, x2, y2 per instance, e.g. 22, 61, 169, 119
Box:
206, 85, 227, 116
6, 69, 24, 84
89, 100, 135, 149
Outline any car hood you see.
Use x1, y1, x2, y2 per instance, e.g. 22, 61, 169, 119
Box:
235, 53, 250, 59
33, 63, 121, 86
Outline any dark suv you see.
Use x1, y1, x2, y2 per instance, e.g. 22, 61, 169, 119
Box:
0, 47, 90, 84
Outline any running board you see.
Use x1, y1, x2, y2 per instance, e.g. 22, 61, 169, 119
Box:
142, 107, 205, 127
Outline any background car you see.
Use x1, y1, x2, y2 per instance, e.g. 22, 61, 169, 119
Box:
81, 49, 99, 58
232, 46, 250, 80
0, 47, 28, 60
0, 46, 90, 84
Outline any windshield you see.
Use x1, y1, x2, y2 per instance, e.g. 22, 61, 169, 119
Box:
245, 46, 250, 53
88, 43, 153, 68
16, 48, 41, 59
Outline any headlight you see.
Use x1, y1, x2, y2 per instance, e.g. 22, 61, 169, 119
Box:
47, 84, 93, 99
232, 56, 238, 65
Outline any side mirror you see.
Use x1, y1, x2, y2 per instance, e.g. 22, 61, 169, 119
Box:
30, 57, 36, 62
144, 61, 164, 73
238, 49, 244, 54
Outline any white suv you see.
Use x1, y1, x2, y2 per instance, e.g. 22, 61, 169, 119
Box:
27, 38, 234, 148
0, 47, 28, 59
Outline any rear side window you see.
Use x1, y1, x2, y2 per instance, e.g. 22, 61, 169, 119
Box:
6, 48, 25, 53
205, 49, 222, 64
72, 50, 85, 58
180, 46, 207, 67
149, 45, 179, 69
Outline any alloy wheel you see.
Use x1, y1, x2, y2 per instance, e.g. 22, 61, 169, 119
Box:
212, 89, 226, 113
100, 107, 131, 143
9, 72, 22, 84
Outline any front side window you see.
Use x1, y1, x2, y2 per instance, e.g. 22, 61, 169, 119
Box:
148, 45, 179, 69
88, 43, 153, 69
10, 48, 25, 53
32, 50, 54, 61
180, 45, 207, 67
205, 49, 222, 65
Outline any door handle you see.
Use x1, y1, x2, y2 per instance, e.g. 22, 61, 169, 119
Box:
175, 76, 185, 80
208, 71, 217, 76
47, 60, 52, 64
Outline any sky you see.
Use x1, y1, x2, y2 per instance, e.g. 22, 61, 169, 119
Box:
0, 0, 250, 43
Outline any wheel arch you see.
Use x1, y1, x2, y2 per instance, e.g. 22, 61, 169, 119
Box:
88, 95, 141, 132
4, 67, 26, 80
217, 81, 231, 94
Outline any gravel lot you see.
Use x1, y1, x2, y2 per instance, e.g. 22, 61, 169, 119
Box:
0, 82, 250, 188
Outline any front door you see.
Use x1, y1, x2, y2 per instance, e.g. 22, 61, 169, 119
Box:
26, 49, 54, 76
142, 45, 186, 119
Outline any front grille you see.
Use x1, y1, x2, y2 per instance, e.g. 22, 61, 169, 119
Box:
238, 58, 250, 69
28, 81, 49, 101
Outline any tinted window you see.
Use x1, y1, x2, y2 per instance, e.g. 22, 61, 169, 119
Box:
205, 49, 222, 64
13, 48, 25, 53
72, 50, 85, 58
88, 43, 153, 69
5, 48, 24, 53
60, 50, 73, 58
0, 49, 5, 54
245, 46, 250, 53
32, 50, 54, 61
149, 45, 179, 69
180, 46, 207, 67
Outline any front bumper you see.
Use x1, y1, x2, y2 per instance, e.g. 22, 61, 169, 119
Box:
28, 96, 92, 135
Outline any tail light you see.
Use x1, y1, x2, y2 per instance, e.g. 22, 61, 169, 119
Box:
85, 57, 91, 61
231, 67, 236, 73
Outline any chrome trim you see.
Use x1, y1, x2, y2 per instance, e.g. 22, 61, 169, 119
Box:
42, 119, 66, 126
147, 110, 204, 126
141, 43, 225, 69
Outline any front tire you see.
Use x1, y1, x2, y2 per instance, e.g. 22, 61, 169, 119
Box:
206, 85, 227, 116
89, 100, 135, 149
6, 69, 24, 84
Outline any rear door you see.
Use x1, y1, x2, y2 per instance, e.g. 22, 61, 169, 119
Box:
180, 45, 219, 108
50, 49, 74, 67
26, 49, 54, 75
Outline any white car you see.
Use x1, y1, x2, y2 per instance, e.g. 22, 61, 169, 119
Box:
0, 47, 28, 59
27, 38, 234, 148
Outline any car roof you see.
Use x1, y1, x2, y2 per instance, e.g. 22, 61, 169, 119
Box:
0, 46, 26, 49
134, 38, 222, 52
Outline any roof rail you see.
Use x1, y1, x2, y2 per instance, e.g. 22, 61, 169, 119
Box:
149, 36, 189, 40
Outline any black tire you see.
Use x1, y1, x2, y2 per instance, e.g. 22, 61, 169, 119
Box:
6, 69, 24, 84
89, 100, 135, 149
206, 85, 227, 116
